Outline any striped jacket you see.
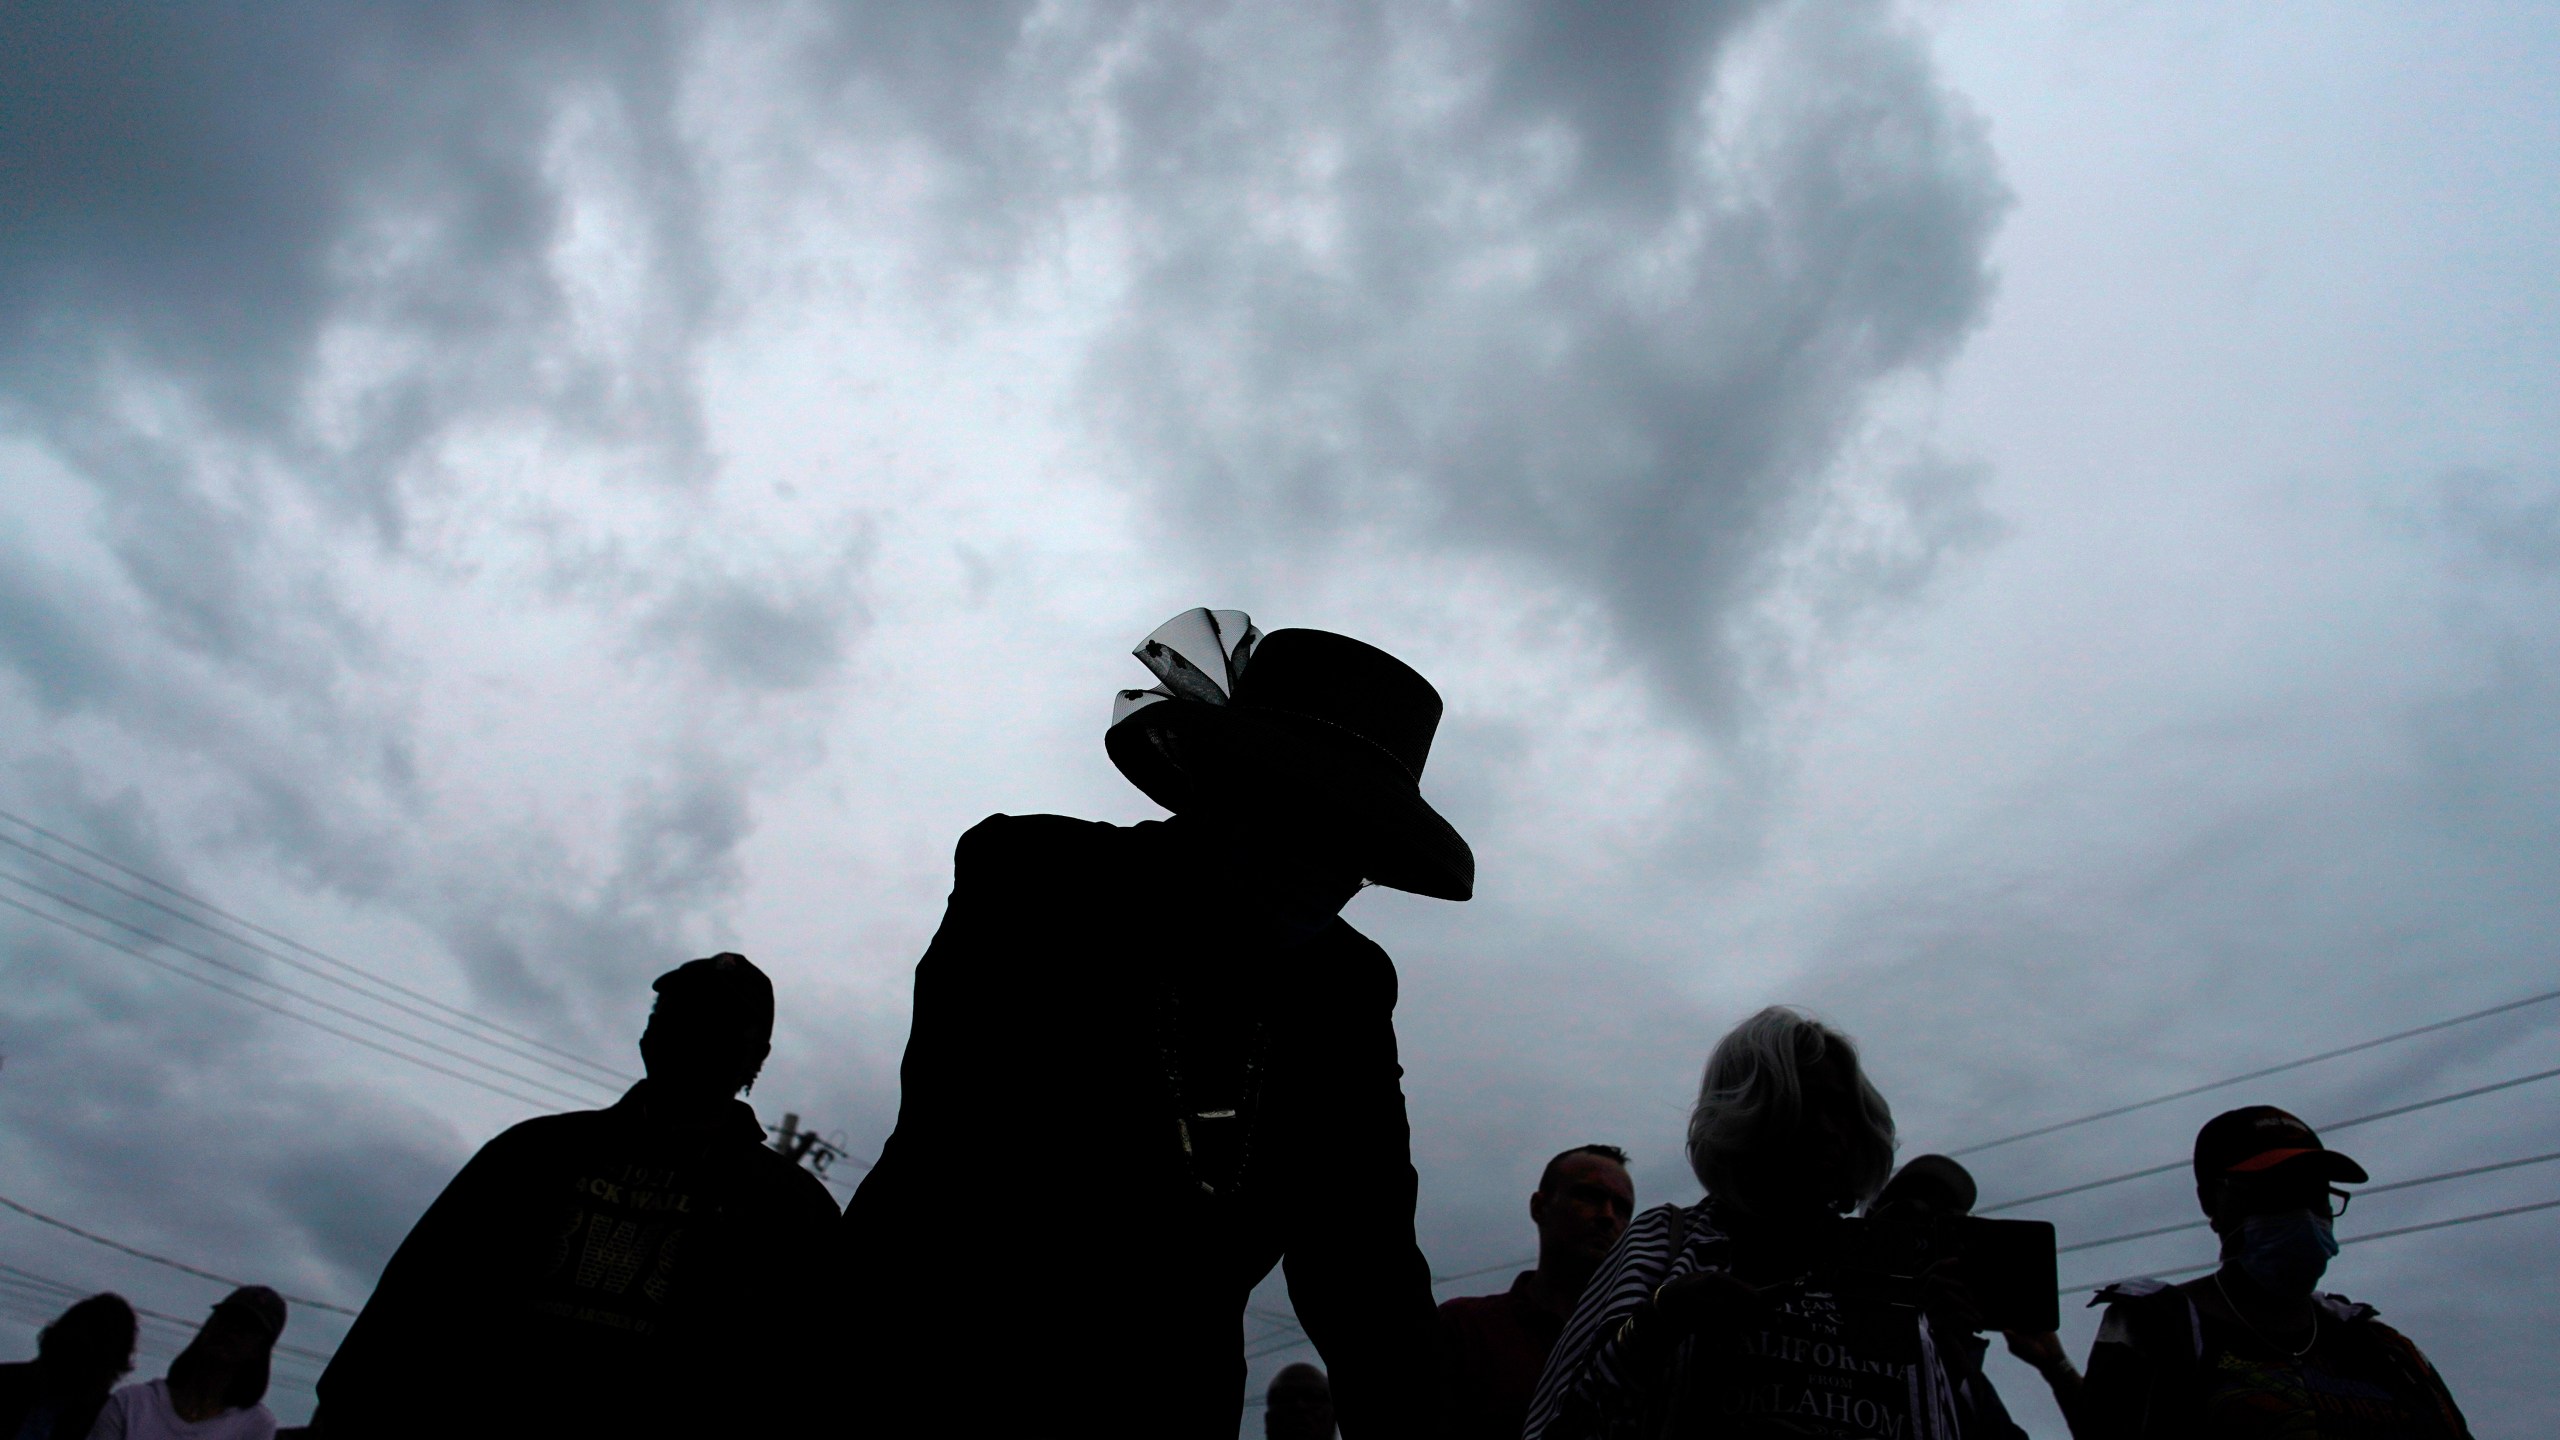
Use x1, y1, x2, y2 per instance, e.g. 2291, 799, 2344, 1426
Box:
1524, 1201, 1968, 1440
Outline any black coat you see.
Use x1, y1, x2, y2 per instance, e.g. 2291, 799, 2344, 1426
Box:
840, 813, 1441, 1438
317, 1082, 839, 1438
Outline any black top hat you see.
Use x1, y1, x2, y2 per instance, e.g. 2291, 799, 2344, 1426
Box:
2194, 1105, 2370, 1189
1106, 609, 1474, 900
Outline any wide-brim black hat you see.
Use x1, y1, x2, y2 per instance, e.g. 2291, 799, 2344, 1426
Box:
1106, 608, 1474, 901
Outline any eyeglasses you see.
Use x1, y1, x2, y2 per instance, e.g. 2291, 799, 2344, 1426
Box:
2226, 1181, 2355, 1219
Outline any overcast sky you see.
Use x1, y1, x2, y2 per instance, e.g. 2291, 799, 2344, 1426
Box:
2, 2, 2555, 1433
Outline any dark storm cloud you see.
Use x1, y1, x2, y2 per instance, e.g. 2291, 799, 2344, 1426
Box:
0, 7, 858, 1373
0, 0, 878, 952
1063, 0, 2007, 721
0, 2, 713, 522
4, 2, 2012, 1421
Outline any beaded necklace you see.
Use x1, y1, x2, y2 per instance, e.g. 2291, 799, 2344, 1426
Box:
2214, 1271, 2319, 1359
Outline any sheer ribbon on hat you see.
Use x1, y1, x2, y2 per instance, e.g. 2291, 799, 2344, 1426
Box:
1110, 608, 1262, 729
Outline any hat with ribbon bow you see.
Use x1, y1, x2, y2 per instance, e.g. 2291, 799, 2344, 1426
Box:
1105, 607, 1474, 901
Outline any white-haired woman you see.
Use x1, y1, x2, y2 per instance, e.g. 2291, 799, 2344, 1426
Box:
1524, 1007, 1973, 1440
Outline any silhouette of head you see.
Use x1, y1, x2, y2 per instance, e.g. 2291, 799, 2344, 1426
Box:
1870, 1154, 1978, 1221
1264, 1363, 1335, 1440
639, 952, 775, 1100
2192, 1104, 2366, 1234
168, 1286, 284, 1412
1532, 1145, 1634, 1278
1106, 611, 1474, 901
1687, 1007, 1896, 1219
36, 1292, 137, 1394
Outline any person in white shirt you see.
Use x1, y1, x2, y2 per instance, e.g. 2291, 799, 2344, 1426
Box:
86, 1287, 284, 1440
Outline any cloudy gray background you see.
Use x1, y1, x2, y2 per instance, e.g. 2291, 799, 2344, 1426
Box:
1, 1, 2553, 1432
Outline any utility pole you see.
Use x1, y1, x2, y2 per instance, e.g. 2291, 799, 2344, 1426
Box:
768, 1112, 850, 1177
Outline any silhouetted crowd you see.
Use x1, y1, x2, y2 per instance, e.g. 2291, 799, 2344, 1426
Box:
4, 611, 2476, 1438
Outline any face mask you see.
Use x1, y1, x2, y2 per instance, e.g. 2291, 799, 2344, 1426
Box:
2236, 1212, 2338, 1296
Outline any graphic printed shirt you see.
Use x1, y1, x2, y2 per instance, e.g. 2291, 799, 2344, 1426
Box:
1710, 1285, 1927, 1438
314, 1082, 839, 1438
1524, 1203, 1964, 1440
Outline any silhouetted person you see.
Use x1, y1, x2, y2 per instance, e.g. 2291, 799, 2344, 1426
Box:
1438, 1144, 1632, 1440
1528, 1007, 1981, 1440
1864, 1154, 2030, 1440
88, 1287, 283, 1440
2073, 1106, 2470, 1438
316, 954, 838, 1439
0, 1292, 135, 1440
1264, 1363, 1336, 1440
841, 609, 1472, 1437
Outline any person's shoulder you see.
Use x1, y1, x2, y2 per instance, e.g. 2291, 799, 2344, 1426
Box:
1620, 1200, 1712, 1264
481, 1105, 616, 1153
954, 811, 1122, 861
2090, 1277, 2201, 1355
2312, 1289, 2383, 1325
444, 1107, 621, 1186
1638, 1198, 1711, 1233
951, 813, 1134, 890
734, 1138, 845, 1222
1437, 1288, 1507, 1320
2318, 1294, 2445, 1368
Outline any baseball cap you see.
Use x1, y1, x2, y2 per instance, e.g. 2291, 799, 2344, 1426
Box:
2194, 1105, 2370, 1187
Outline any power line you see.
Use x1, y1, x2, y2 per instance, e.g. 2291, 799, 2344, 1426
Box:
2053, 1149, 2560, 1255
0, 1282, 334, 1383
2061, 1195, 2560, 1295
1951, 985, 2560, 1159
0, 875, 599, 1105
0, 1284, 330, 1376
0, 832, 628, 1091
0, 1259, 336, 1366
2361, 1149, 2560, 1198
0, 1193, 359, 1317
1432, 1255, 1533, 1287
0, 872, 604, 1108
0, 806, 630, 1084
1979, 1160, 2188, 1215
1978, 1062, 2560, 1214
2335, 1194, 2560, 1247
0, 893, 557, 1109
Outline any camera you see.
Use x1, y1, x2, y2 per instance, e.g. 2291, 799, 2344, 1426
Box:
1831, 1211, 2059, 1335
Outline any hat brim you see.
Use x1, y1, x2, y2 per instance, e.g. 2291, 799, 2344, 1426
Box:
2227, 1147, 2371, 1184
1108, 699, 1474, 901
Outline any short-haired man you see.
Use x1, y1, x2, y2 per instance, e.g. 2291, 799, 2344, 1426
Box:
318, 954, 839, 1438
2075, 1105, 2471, 1437
1439, 1145, 1633, 1440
